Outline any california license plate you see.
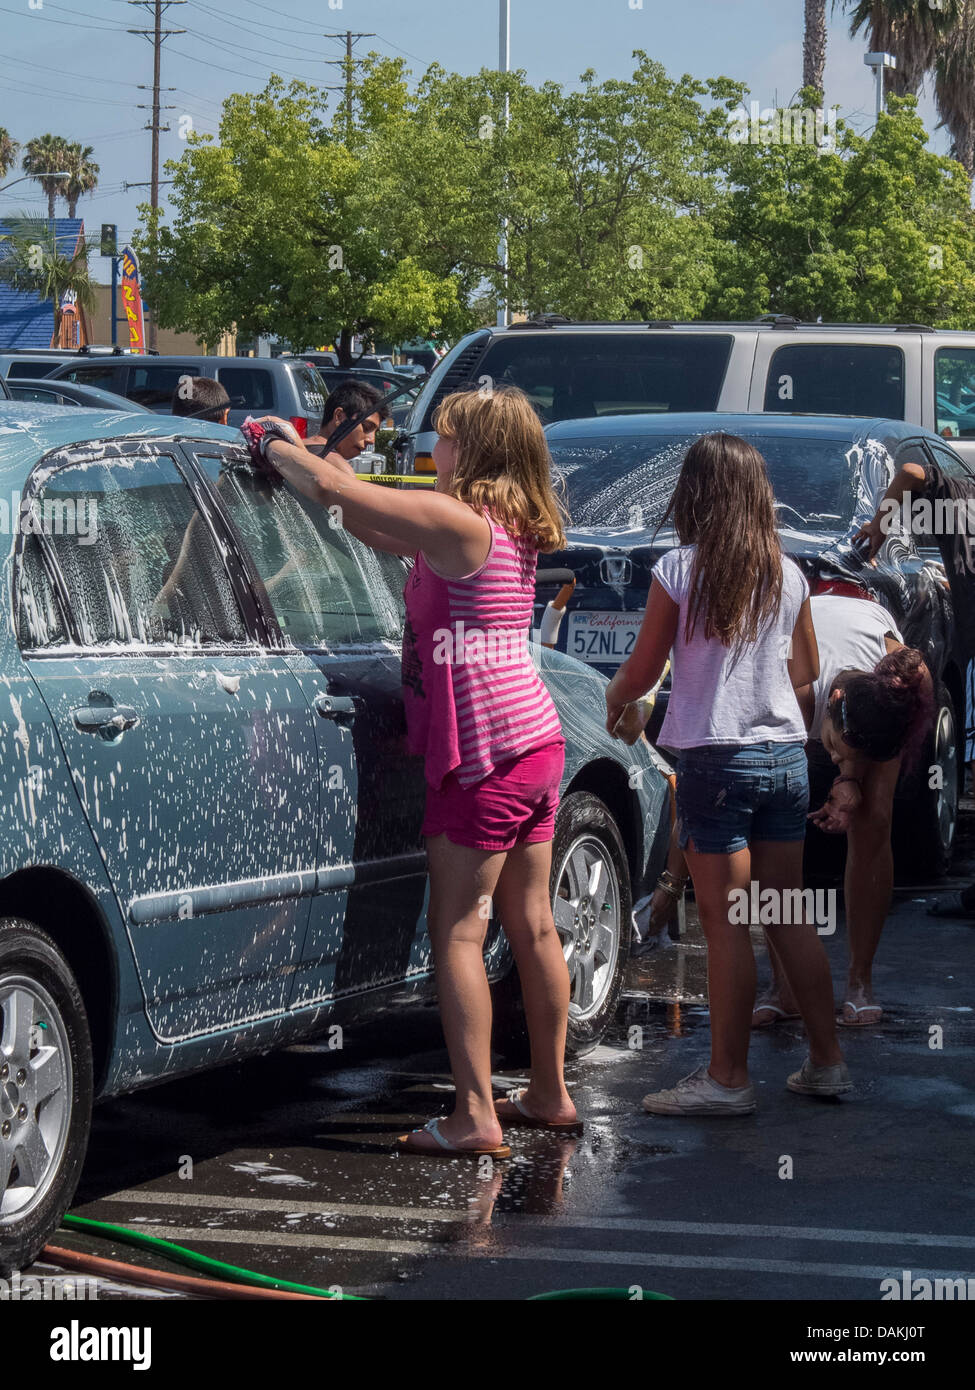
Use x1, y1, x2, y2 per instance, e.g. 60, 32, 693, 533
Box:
567, 611, 643, 666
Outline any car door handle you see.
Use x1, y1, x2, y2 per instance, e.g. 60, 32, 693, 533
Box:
72, 704, 140, 735
313, 694, 359, 724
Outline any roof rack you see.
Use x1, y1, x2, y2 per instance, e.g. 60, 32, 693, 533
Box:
500, 315, 938, 333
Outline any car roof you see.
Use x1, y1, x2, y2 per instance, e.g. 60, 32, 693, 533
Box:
0, 401, 240, 484
544, 411, 930, 447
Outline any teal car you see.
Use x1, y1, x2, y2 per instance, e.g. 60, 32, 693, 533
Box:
0, 403, 670, 1272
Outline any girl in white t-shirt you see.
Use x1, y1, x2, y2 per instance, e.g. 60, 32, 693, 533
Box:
605, 432, 849, 1115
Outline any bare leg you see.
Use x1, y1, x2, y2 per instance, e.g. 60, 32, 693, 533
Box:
683, 842, 755, 1089
842, 756, 899, 1023
750, 840, 843, 1069
491, 839, 576, 1124
423, 834, 507, 1148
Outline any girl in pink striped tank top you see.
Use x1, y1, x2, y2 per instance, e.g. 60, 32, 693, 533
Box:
261, 387, 578, 1155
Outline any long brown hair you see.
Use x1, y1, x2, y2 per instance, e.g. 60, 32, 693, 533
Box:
433, 386, 567, 552
664, 432, 783, 645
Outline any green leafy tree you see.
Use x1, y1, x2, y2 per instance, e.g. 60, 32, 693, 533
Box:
0, 216, 98, 341
706, 93, 975, 326
373, 54, 742, 323
136, 74, 469, 363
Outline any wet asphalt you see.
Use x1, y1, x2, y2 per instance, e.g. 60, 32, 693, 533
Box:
30, 823, 975, 1303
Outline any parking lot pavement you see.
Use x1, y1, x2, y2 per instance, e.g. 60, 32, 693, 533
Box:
29, 836, 975, 1303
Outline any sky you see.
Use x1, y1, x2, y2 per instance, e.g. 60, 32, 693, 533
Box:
0, 0, 947, 284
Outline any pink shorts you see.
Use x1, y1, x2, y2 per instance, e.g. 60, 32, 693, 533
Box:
423, 739, 566, 851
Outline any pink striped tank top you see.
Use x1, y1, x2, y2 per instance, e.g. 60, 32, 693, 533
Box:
402, 511, 564, 789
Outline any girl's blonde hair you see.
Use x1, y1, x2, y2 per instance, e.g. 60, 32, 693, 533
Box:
432, 386, 568, 552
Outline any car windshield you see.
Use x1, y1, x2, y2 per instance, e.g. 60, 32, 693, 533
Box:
550, 432, 860, 532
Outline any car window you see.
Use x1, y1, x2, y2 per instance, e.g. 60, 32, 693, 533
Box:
17, 534, 68, 649
60, 364, 120, 391
9, 386, 66, 404
31, 450, 248, 647
127, 364, 199, 410
472, 334, 732, 423
193, 450, 404, 648
215, 366, 275, 413
7, 361, 65, 379
927, 441, 975, 481
934, 348, 975, 439
764, 344, 905, 418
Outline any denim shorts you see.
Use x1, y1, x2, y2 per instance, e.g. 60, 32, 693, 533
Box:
675, 742, 809, 855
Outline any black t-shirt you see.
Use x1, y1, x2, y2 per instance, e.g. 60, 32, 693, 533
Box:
921, 459, 975, 660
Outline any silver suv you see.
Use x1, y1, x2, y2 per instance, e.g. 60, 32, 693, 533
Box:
46, 353, 328, 437
397, 316, 975, 474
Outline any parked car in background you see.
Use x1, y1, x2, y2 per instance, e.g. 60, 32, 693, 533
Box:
0, 400, 670, 1274
7, 380, 150, 413
539, 411, 963, 876
0, 347, 144, 381
45, 354, 326, 437
396, 316, 975, 475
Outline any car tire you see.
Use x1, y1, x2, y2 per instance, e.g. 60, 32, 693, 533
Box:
0, 920, 93, 1276
493, 792, 632, 1061
896, 683, 959, 881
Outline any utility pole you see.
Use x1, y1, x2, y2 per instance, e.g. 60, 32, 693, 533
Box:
129, 0, 185, 347
497, 0, 510, 328
323, 30, 375, 140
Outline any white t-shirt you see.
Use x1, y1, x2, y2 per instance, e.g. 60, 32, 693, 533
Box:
653, 545, 809, 749
809, 595, 902, 740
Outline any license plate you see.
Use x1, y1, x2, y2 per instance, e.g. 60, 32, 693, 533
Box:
566, 611, 642, 666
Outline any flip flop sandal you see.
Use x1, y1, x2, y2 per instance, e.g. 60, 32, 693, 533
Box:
838, 1001, 883, 1027
927, 892, 975, 919
494, 1089, 584, 1131
751, 1003, 802, 1029
396, 1117, 510, 1158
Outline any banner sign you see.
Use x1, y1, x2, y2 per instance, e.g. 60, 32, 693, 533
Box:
119, 245, 146, 353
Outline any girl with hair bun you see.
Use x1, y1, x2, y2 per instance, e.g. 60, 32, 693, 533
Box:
753, 595, 933, 1030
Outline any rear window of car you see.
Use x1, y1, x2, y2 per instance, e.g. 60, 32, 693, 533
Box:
7, 360, 65, 379
216, 366, 275, 412
550, 432, 861, 531
288, 365, 326, 429
470, 333, 733, 425
764, 344, 905, 418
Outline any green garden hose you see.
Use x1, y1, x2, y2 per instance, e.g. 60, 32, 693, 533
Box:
61, 1213, 368, 1300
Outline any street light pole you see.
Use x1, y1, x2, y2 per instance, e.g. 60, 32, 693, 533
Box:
497, 0, 510, 329
0, 172, 71, 197
864, 51, 897, 119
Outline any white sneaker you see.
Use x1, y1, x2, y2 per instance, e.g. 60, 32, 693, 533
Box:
642, 1065, 757, 1116
787, 1058, 852, 1096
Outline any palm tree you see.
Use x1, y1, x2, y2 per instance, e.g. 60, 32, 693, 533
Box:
841, 1, 962, 98
934, 0, 975, 175
63, 143, 99, 218
0, 216, 97, 344
0, 128, 18, 182
21, 134, 71, 218
803, 1, 829, 96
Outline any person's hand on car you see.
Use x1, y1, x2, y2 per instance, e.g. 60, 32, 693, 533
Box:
852, 513, 886, 562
